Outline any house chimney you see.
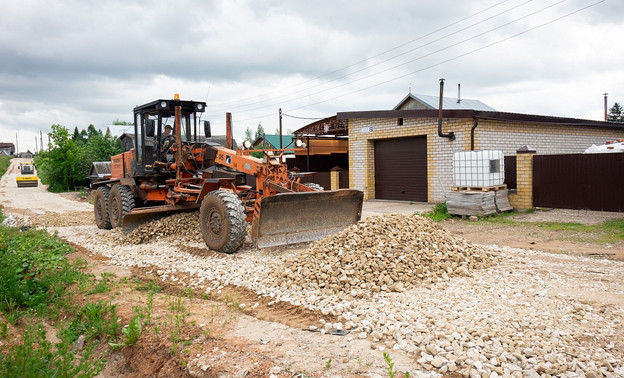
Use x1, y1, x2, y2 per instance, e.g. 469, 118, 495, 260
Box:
604, 93, 608, 121
457, 83, 461, 103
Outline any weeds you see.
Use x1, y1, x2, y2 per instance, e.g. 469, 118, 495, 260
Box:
0, 224, 86, 323
0, 156, 11, 177
0, 321, 104, 377
422, 202, 450, 222
61, 300, 121, 342
170, 314, 184, 354
383, 352, 396, 378
224, 292, 244, 312
324, 358, 332, 369
168, 295, 187, 314
0, 321, 8, 338
134, 278, 162, 293
110, 315, 142, 350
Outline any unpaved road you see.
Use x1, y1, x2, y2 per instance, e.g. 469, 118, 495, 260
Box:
0, 158, 92, 217
1, 158, 624, 377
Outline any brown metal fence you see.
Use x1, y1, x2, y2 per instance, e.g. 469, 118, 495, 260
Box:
533, 153, 624, 211
504, 156, 517, 190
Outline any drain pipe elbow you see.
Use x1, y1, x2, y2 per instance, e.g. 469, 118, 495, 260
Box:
437, 78, 455, 140
438, 118, 455, 140
470, 117, 479, 150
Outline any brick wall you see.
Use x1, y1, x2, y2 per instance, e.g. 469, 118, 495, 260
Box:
348, 117, 624, 203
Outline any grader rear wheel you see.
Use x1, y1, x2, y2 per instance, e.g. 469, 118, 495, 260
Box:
200, 190, 246, 253
109, 184, 135, 228
94, 186, 112, 230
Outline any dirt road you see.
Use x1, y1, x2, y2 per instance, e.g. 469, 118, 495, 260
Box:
1, 158, 623, 377
0, 158, 92, 217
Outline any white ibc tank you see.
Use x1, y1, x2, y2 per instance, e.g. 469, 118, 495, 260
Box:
453, 150, 505, 187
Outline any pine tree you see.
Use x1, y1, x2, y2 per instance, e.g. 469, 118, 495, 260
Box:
607, 102, 624, 123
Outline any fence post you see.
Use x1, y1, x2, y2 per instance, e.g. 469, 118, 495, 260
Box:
330, 166, 343, 191
508, 145, 536, 210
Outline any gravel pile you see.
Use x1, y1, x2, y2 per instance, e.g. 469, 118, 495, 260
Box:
120, 212, 204, 244
271, 214, 493, 296
51, 218, 624, 377
32, 211, 93, 227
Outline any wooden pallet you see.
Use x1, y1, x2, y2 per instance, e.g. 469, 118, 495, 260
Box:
451, 184, 507, 192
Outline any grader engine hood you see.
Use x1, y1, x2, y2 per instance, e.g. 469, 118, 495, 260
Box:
251, 189, 364, 248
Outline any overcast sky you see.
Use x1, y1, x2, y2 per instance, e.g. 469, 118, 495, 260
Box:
1, 0, 622, 153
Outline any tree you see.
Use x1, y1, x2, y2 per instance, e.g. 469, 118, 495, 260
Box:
35, 125, 81, 192
112, 119, 132, 125
607, 102, 624, 123
244, 127, 253, 142
35, 124, 122, 192
87, 124, 101, 138
72, 126, 85, 145
254, 122, 265, 140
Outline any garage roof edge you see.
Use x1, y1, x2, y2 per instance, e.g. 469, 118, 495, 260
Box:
336, 109, 624, 129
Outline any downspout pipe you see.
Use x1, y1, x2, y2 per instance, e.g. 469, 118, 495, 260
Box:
437, 78, 455, 140
470, 117, 479, 150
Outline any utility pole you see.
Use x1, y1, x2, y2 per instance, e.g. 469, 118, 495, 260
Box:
604, 93, 608, 121
40, 130, 43, 152
15, 133, 18, 155
279, 108, 283, 149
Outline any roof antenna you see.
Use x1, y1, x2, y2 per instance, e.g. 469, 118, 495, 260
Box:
409, 83, 412, 94
457, 83, 461, 103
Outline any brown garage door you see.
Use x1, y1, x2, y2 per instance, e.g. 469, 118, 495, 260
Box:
375, 136, 427, 201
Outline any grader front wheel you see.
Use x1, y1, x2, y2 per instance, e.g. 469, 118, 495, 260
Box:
200, 190, 246, 253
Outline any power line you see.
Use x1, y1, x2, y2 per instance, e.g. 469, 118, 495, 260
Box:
205, 0, 515, 110
212, 0, 573, 118
284, 0, 607, 113
228, 0, 605, 123
281, 113, 325, 120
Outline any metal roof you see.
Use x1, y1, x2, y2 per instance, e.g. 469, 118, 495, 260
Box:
106, 125, 133, 138
337, 109, 624, 129
252, 134, 295, 149
394, 93, 497, 111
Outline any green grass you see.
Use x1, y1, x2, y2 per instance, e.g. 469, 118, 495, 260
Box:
422, 202, 451, 222
0, 222, 86, 323
453, 207, 624, 244
532, 219, 624, 244
0, 156, 11, 177
0, 208, 122, 376
0, 322, 105, 377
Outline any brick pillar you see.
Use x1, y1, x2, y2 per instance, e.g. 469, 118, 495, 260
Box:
508, 146, 536, 210
330, 166, 343, 191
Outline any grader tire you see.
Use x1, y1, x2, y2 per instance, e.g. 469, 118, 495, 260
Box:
200, 190, 246, 253
94, 186, 112, 230
109, 184, 135, 228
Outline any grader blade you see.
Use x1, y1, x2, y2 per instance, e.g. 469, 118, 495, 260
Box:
251, 189, 363, 248
121, 204, 201, 234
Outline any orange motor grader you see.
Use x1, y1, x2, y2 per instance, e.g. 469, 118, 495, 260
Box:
90, 96, 363, 253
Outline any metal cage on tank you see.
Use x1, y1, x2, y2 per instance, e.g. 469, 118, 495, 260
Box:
452, 150, 505, 187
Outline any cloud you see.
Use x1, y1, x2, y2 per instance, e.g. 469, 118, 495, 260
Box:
1, 0, 622, 152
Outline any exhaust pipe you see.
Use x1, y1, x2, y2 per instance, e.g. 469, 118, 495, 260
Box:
437, 79, 455, 140
226, 112, 233, 150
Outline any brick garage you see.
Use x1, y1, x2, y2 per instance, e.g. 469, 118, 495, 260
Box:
340, 109, 624, 203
